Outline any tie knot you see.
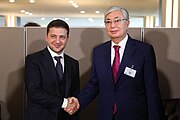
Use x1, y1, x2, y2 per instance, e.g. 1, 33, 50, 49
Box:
54, 56, 62, 63
113, 45, 120, 52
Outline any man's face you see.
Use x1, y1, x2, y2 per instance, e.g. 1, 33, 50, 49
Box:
105, 10, 129, 42
46, 27, 68, 54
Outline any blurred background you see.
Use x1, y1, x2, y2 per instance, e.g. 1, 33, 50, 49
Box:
0, 0, 179, 28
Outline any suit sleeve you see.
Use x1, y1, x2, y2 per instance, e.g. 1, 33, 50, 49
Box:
72, 60, 80, 96
144, 45, 164, 120
24, 55, 62, 109
78, 49, 99, 110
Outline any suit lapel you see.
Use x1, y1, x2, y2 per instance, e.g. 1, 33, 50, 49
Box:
103, 41, 115, 85
42, 48, 60, 94
116, 37, 138, 84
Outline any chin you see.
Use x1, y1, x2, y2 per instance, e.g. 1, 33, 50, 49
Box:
111, 35, 120, 39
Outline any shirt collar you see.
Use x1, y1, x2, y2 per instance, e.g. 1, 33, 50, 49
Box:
47, 46, 64, 59
111, 34, 128, 49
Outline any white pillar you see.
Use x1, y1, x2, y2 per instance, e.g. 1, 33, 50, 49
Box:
160, 0, 180, 28
172, 0, 179, 27
145, 16, 155, 28
5, 15, 17, 27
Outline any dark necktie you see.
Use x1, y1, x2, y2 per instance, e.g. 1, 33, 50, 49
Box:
112, 45, 120, 82
54, 56, 63, 80
112, 45, 120, 114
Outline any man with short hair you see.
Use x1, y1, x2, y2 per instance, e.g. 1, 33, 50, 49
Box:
66, 6, 164, 120
24, 19, 80, 120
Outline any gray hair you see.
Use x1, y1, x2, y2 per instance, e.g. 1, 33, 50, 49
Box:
104, 6, 130, 20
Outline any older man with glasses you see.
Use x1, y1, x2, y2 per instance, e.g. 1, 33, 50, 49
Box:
66, 6, 164, 120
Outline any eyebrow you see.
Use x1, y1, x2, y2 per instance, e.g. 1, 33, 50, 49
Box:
106, 16, 120, 20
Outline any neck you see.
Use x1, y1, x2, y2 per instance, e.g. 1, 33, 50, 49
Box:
112, 34, 127, 44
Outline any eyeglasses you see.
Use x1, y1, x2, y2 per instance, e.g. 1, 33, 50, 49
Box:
104, 18, 127, 25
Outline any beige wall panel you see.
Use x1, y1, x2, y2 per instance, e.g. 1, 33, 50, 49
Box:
144, 28, 180, 99
128, 28, 142, 41
26, 27, 141, 120
68, 28, 109, 120
26, 27, 47, 55
0, 27, 24, 120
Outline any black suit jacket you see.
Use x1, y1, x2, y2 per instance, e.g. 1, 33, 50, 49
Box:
24, 48, 80, 120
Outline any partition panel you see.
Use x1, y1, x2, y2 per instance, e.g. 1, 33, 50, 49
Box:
144, 28, 180, 99
25, 27, 47, 55
128, 28, 142, 41
4, 27, 180, 119
0, 27, 25, 120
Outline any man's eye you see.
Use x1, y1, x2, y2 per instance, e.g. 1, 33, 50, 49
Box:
114, 19, 120, 22
106, 21, 111, 24
60, 35, 66, 40
51, 35, 56, 39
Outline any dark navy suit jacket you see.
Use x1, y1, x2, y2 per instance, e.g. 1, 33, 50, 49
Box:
78, 35, 163, 120
24, 48, 80, 120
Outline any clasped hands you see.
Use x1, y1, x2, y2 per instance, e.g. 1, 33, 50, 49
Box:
64, 97, 79, 115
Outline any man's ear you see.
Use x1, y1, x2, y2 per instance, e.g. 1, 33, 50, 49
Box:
126, 20, 130, 26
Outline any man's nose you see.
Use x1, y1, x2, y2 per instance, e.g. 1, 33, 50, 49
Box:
55, 38, 61, 43
110, 21, 116, 27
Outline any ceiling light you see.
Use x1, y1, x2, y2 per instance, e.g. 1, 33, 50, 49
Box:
80, 11, 85, 14
74, 4, 79, 8
95, 11, 100, 14
71, 3, 79, 8
9, 0, 15, 3
69, 0, 74, 4
29, 0, 35, 3
20, 10, 25, 13
20, 10, 33, 16
29, 13, 33, 16
69, 0, 79, 8
25, 11, 29, 14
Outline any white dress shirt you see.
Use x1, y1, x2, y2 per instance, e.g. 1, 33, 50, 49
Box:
111, 34, 128, 66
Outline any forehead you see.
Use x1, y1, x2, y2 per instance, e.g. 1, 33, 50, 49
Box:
105, 10, 124, 20
48, 27, 67, 34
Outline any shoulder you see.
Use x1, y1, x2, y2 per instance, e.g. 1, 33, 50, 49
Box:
64, 54, 78, 63
94, 40, 111, 51
129, 36, 153, 50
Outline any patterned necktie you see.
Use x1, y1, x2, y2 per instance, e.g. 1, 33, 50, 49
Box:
54, 56, 63, 80
112, 45, 120, 114
112, 45, 120, 82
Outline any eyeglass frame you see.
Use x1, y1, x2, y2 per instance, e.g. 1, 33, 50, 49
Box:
104, 18, 128, 25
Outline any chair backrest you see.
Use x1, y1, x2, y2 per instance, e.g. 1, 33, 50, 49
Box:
163, 98, 180, 120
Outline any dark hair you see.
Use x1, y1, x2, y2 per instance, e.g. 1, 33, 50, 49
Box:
47, 19, 69, 36
24, 22, 40, 27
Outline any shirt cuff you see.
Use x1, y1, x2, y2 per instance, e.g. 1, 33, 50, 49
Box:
62, 98, 68, 108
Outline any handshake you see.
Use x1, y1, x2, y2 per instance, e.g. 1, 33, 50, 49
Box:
64, 97, 80, 115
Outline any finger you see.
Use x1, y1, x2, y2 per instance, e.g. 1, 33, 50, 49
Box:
68, 98, 73, 104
